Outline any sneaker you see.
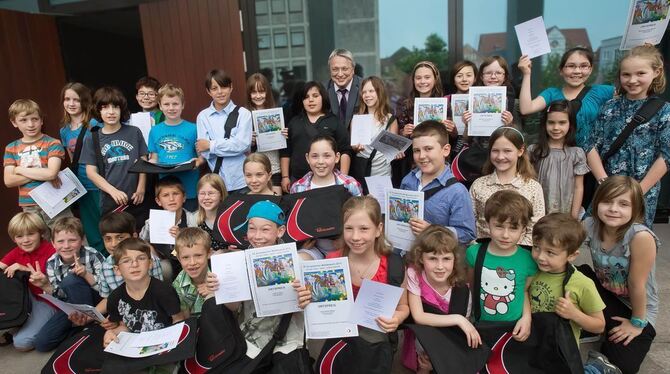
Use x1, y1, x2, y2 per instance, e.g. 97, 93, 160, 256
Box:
585, 351, 622, 374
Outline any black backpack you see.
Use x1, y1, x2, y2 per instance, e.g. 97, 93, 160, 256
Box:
0, 271, 31, 329
212, 105, 241, 175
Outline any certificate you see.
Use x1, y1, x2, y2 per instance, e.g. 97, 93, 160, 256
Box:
211, 251, 252, 304
350, 114, 375, 145
364, 175, 392, 215
414, 98, 448, 124
370, 130, 412, 162
149, 210, 176, 245
29, 169, 87, 219
450, 94, 469, 135
130, 112, 152, 146
252, 108, 287, 152
39, 293, 104, 322
385, 188, 424, 252
514, 16, 551, 59
350, 279, 404, 333
621, 0, 670, 50
302, 257, 358, 339
105, 322, 184, 358
246, 243, 301, 317
468, 86, 506, 137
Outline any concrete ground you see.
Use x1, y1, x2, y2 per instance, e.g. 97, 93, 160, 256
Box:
3, 225, 670, 373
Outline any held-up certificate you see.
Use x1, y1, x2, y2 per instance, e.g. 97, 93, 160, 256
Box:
302, 257, 358, 339
211, 251, 252, 304
39, 293, 105, 322
414, 98, 448, 124
350, 114, 375, 145
149, 210, 176, 245
450, 94, 469, 135
350, 279, 404, 333
385, 188, 424, 252
468, 86, 507, 137
246, 243, 301, 317
621, 0, 670, 50
105, 322, 184, 358
252, 108, 287, 152
130, 112, 152, 146
370, 130, 412, 162
365, 175, 392, 215
514, 16, 551, 59
29, 168, 87, 218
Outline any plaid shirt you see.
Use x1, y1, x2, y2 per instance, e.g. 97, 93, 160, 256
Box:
46, 246, 104, 298
97, 254, 164, 298
289, 169, 362, 196
172, 269, 207, 316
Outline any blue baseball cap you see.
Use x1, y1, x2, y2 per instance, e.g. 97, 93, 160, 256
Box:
234, 200, 286, 232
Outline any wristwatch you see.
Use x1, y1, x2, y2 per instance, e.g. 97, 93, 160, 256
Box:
630, 317, 648, 329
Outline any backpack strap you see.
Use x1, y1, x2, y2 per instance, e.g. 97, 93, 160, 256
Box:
69, 125, 89, 176
213, 105, 242, 175
240, 313, 293, 374
602, 96, 665, 162
423, 177, 458, 200
472, 240, 489, 322
364, 114, 396, 176
386, 251, 405, 287
448, 284, 470, 317
90, 126, 105, 176
568, 85, 592, 115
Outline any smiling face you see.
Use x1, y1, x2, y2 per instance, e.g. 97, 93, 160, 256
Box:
414, 66, 437, 97
159, 95, 184, 123
244, 161, 272, 194
559, 52, 592, 88
532, 240, 575, 274
490, 136, 523, 175
250, 87, 267, 109
11, 111, 43, 141
343, 210, 382, 256
481, 60, 506, 86
412, 135, 449, 180
597, 190, 634, 229
619, 56, 660, 100
52, 230, 83, 264
177, 242, 210, 280
421, 250, 454, 287
306, 139, 340, 178
329, 55, 354, 88
63, 89, 82, 117
207, 79, 233, 109
545, 111, 570, 144
488, 218, 524, 253
13, 231, 41, 253
361, 81, 379, 110
247, 217, 285, 248
454, 66, 476, 93
198, 183, 222, 213
303, 86, 324, 116
156, 186, 186, 212
136, 86, 158, 111
99, 104, 121, 126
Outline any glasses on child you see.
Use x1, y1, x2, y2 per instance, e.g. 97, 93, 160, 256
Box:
198, 191, 220, 198
483, 71, 505, 77
563, 64, 591, 71
118, 255, 150, 266
137, 91, 157, 98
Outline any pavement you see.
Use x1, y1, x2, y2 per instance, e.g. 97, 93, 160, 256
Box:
2, 224, 670, 374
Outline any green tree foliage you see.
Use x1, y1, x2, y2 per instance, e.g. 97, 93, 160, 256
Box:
395, 33, 449, 74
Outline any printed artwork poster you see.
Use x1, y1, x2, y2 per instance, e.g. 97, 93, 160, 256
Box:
450, 94, 469, 135
621, 0, 670, 49
252, 108, 287, 152
385, 188, 424, 252
468, 86, 507, 137
246, 242, 301, 317
414, 98, 448, 125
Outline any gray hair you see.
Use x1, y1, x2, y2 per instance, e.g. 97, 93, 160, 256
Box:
328, 48, 355, 67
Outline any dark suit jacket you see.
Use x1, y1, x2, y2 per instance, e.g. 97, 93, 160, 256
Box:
327, 75, 361, 128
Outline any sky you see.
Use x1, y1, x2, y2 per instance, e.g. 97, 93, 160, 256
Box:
378, 0, 631, 58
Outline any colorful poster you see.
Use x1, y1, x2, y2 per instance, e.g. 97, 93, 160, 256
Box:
414, 98, 448, 125
450, 94, 469, 135
621, 0, 670, 49
252, 108, 287, 152
246, 243, 301, 317
385, 188, 424, 252
468, 86, 506, 137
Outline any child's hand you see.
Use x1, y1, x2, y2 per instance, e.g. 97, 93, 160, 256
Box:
394, 152, 405, 160
352, 144, 365, 153
501, 111, 513, 125
26, 261, 48, 288
462, 111, 472, 125
227, 245, 239, 252
376, 315, 401, 333
417, 352, 433, 374
292, 280, 311, 309
195, 139, 210, 153
50, 176, 63, 189
518, 55, 532, 75
301, 239, 316, 250
442, 119, 456, 133
251, 131, 257, 146
103, 330, 119, 348
457, 316, 482, 348
281, 177, 291, 194
609, 317, 643, 346
408, 218, 430, 236
206, 272, 220, 292
281, 128, 289, 139
555, 291, 579, 320
512, 314, 531, 341
100, 318, 118, 330
197, 282, 212, 297
72, 256, 87, 277
3, 263, 25, 278
402, 124, 414, 137
169, 225, 180, 238
69, 312, 93, 326
131, 188, 145, 205
109, 188, 129, 206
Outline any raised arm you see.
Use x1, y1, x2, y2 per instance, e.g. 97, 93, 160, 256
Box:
518, 55, 548, 115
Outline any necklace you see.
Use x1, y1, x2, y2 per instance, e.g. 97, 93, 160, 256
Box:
352, 256, 379, 280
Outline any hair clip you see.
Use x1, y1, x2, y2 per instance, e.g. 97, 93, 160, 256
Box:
494, 126, 525, 143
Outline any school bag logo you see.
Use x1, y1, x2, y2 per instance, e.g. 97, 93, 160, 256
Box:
481, 267, 515, 315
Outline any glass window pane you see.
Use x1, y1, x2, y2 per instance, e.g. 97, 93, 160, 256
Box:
274, 32, 288, 48
291, 31, 305, 46
258, 34, 270, 49
255, 0, 268, 15
288, 0, 302, 12
271, 0, 285, 14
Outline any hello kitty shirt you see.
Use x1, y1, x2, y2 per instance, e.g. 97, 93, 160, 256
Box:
466, 243, 537, 322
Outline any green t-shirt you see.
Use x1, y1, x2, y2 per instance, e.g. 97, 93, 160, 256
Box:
530, 269, 606, 344
466, 243, 538, 322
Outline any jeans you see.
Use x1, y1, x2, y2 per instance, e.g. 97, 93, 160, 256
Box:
12, 294, 58, 350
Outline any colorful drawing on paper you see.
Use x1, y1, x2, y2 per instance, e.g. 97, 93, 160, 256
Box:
452, 100, 468, 116
388, 197, 420, 223
416, 103, 445, 122
256, 113, 282, 133
472, 93, 504, 114
304, 269, 348, 302
139, 342, 170, 355
632, 0, 669, 25
253, 254, 295, 287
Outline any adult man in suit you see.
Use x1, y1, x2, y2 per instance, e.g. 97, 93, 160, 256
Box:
326, 49, 361, 128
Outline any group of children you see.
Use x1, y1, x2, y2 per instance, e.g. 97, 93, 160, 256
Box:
0, 42, 667, 374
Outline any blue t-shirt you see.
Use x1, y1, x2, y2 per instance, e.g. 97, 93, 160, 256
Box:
538, 85, 614, 150
59, 119, 101, 191
147, 120, 199, 199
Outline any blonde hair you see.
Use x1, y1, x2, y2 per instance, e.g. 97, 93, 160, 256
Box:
243, 153, 274, 192
357, 76, 392, 123
60, 82, 93, 128
340, 196, 390, 257
592, 176, 645, 242
196, 173, 228, 225
157, 83, 185, 104
8, 212, 48, 240
617, 44, 666, 96
175, 227, 212, 256
52, 217, 84, 239
407, 225, 464, 286
483, 127, 536, 181
9, 99, 42, 122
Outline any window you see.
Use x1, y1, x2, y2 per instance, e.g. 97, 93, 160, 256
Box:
271, 0, 285, 14
274, 32, 288, 48
258, 34, 271, 49
288, 0, 302, 13
291, 31, 305, 46
255, 0, 268, 15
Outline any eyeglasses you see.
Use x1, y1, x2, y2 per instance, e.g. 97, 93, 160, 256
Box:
137, 91, 157, 98
198, 191, 220, 198
118, 255, 150, 266
330, 67, 352, 74
483, 71, 505, 77
563, 64, 591, 71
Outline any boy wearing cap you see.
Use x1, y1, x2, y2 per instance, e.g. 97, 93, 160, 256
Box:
207, 200, 305, 362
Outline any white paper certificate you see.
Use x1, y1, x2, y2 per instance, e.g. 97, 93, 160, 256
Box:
514, 16, 551, 59
29, 169, 87, 219
370, 130, 412, 162
149, 209, 176, 245
252, 108, 287, 152
130, 112, 152, 146
39, 293, 105, 322
414, 98, 448, 125
385, 188, 424, 252
104, 322, 184, 358
621, 0, 670, 50
302, 257, 358, 339
246, 243, 301, 317
365, 175, 393, 215
468, 86, 507, 137
211, 251, 252, 304
350, 114, 375, 145
351, 279, 404, 333
450, 94, 469, 135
